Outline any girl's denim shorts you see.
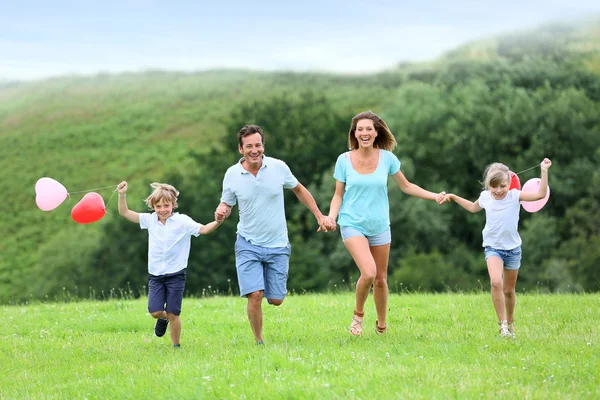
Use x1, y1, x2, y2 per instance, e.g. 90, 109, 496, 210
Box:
484, 246, 522, 270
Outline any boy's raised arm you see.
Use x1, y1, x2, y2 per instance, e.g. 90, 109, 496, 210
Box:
117, 181, 140, 224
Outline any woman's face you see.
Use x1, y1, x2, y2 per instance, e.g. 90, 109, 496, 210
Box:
354, 119, 378, 148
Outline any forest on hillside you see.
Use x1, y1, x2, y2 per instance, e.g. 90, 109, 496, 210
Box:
1, 20, 599, 303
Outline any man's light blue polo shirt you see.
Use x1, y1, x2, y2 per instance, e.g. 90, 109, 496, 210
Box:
220, 156, 298, 248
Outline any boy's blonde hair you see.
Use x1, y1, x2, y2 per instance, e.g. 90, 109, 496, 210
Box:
482, 163, 510, 190
144, 182, 179, 210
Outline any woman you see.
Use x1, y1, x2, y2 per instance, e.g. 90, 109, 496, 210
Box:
327, 111, 446, 336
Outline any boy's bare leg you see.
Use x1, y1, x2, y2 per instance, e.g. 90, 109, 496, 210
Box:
167, 313, 181, 345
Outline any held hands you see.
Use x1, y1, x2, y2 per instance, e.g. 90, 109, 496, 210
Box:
435, 191, 448, 205
540, 158, 552, 171
317, 215, 337, 232
214, 204, 231, 223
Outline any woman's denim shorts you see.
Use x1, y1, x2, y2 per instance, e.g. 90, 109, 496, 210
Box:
340, 226, 391, 247
484, 246, 522, 270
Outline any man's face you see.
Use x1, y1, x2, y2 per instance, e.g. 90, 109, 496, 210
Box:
239, 132, 264, 168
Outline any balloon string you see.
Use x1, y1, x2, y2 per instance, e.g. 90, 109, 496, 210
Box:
103, 189, 118, 210
515, 164, 539, 176
68, 184, 119, 195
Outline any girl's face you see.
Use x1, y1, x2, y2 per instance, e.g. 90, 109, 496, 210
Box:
153, 199, 174, 222
355, 119, 378, 148
490, 179, 509, 200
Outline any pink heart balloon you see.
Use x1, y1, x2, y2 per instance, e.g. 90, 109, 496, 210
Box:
71, 192, 107, 224
520, 178, 550, 213
35, 177, 68, 211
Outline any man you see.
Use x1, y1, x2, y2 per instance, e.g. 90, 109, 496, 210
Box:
215, 124, 333, 344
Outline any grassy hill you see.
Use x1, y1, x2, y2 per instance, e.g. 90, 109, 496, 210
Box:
1, 70, 394, 303
440, 16, 600, 69
2, 17, 599, 303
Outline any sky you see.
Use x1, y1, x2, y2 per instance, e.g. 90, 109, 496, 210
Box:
2, 0, 599, 82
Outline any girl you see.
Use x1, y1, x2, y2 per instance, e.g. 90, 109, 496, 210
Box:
446, 158, 552, 337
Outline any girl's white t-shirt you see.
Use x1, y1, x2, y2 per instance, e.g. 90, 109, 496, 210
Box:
478, 189, 522, 250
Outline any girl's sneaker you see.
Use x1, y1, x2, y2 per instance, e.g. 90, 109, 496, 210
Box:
499, 320, 511, 338
508, 321, 516, 338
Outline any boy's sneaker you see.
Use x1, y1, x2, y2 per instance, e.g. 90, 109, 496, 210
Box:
154, 318, 169, 337
499, 320, 511, 338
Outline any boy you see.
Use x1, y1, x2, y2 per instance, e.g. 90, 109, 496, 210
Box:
118, 181, 222, 348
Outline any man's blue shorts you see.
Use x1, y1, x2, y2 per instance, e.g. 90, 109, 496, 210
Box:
235, 234, 291, 300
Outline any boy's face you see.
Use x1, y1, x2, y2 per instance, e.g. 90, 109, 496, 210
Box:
153, 199, 174, 221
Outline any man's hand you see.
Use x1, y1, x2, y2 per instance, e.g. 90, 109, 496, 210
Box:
215, 203, 232, 222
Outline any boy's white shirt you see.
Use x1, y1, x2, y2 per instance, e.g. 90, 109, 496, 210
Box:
478, 189, 522, 250
139, 212, 201, 276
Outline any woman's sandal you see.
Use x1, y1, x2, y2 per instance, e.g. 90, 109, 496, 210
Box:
375, 320, 387, 335
349, 310, 364, 336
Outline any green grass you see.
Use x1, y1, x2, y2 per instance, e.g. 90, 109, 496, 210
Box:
1, 292, 598, 399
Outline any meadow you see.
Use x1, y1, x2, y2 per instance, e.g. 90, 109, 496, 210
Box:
1, 292, 598, 399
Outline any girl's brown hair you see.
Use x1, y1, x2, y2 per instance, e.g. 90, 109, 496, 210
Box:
482, 163, 510, 190
144, 182, 179, 210
348, 110, 397, 151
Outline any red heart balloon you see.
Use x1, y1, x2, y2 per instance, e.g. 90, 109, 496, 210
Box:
71, 192, 107, 224
509, 171, 521, 190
